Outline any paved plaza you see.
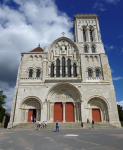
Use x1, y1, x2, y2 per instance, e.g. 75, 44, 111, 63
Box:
0, 128, 123, 150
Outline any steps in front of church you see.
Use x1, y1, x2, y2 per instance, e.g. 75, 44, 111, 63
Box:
12, 122, 119, 129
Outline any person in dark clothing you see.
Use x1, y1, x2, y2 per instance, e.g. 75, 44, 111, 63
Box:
92, 120, 94, 129
56, 120, 59, 132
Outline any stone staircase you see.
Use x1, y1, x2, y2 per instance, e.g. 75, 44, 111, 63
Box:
12, 122, 119, 129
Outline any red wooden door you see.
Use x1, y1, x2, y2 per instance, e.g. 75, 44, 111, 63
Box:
28, 109, 33, 122
65, 102, 74, 122
54, 102, 63, 122
92, 109, 101, 122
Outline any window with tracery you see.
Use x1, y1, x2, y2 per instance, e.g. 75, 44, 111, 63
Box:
92, 46, 95, 53
67, 59, 71, 77
62, 57, 65, 77
83, 29, 86, 42
90, 29, 93, 42
73, 63, 77, 77
51, 64, 54, 77
29, 69, 33, 77
96, 69, 100, 77
84, 46, 88, 53
36, 69, 40, 77
88, 69, 92, 77
56, 59, 60, 77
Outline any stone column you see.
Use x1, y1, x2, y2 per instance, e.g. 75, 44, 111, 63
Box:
47, 101, 50, 121
50, 103, 54, 122
86, 28, 90, 42
100, 109, 103, 122
94, 27, 98, 42
77, 103, 80, 122
25, 109, 28, 122
81, 101, 87, 122
62, 102, 66, 123
74, 103, 77, 122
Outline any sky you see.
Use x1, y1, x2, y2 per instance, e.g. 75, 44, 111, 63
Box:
0, 0, 123, 113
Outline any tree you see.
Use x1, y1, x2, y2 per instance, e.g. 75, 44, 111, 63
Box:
117, 104, 123, 121
0, 91, 6, 123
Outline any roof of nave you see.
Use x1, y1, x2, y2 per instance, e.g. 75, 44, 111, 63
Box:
30, 44, 44, 52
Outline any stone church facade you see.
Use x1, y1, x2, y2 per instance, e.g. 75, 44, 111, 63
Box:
8, 13, 120, 128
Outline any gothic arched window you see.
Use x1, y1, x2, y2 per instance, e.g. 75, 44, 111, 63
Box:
83, 29, 86, 42
62, 57, 65, 77
29, 69, 33, 77
88, 69, 92, 77
56, 59, 60, 77
65, 47, 67, 50
67, 59, 71, 77
36, 69, 40, 77
92, 46, 95, 53
96, 69, 100, 77
51, 64, 54, 77
90, 29, 93, 42
84, 46, 88, 53
60, 47, 62, 50
73, 63, 77, 77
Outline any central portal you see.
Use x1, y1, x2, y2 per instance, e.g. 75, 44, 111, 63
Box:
54, 102, 63, 122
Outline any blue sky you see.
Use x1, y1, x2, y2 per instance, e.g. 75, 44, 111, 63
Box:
0, 0, 123, 112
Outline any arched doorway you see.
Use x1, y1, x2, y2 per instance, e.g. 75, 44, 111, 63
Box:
87, 97, 109, 122
21, 97, 42, 122
47, 83, 82, 123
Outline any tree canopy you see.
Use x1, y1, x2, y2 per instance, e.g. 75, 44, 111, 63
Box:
117, 104, 123, 121
0, 90, 6, 123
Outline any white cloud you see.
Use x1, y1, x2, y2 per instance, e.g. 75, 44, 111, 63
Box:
0, 0, 73, 113
119, 35, 123, 38
105, 0, 120, 4
117, 101, 123, 107
104, 45, 116, 51
113, 77, 123, 80
93, 2, 106, 11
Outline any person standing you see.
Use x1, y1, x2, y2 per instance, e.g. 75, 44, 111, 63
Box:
31, 116, 33, 123
56, 120, 59, 132
92, 120, 94, 129
43, 121, 45, 129
45, 121, 47, 129
37, 120, 39, 130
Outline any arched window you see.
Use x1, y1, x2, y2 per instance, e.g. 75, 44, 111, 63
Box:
88, 69, 92, 77
67, 59, 71, 77
84, 46, 88, 53
36, 69, 40, 77
83, 29, 86, 42
51, 64, 54, 77
73, 63, 77, 77
65, 47, 67, 50
62, 57, 65, 77
29, 69, 33, 77
90, 29, 93, 42
60, 47, 62, 50
96, 69, 100, 77
92, 46, 95, 53
56, 59, 60, 77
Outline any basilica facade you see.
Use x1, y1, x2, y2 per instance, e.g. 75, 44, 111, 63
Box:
8, 13, 120, 128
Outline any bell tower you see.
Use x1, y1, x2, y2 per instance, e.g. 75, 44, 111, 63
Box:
73, 13, 102, 43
